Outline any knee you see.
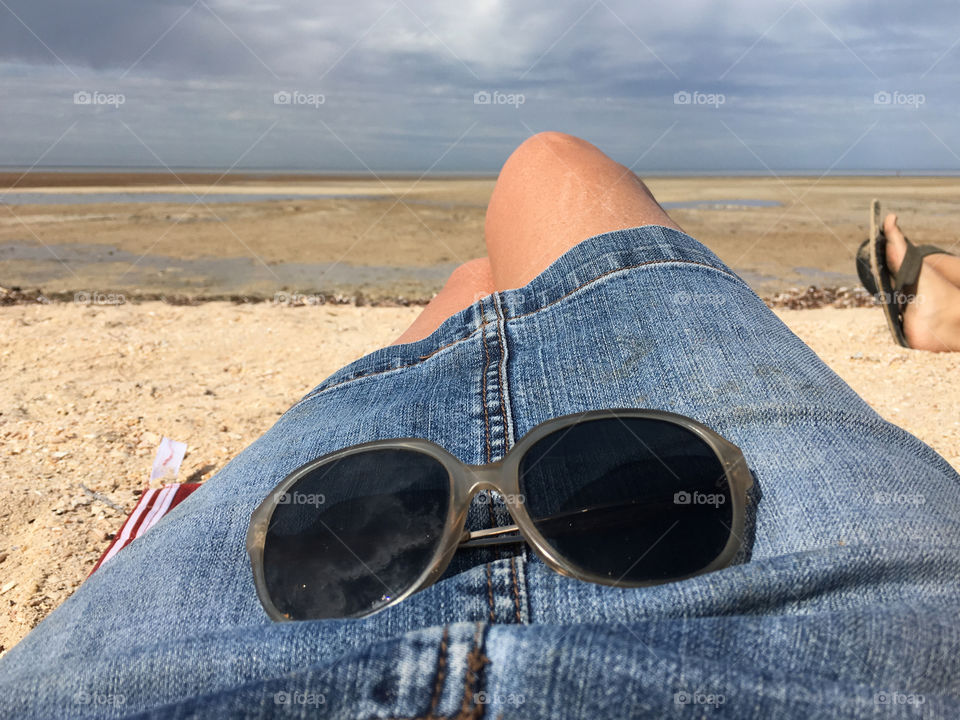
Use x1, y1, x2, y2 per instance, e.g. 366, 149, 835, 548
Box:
445, 257, 494, 288
519, 130, 591, 152
503, 131, 595, 172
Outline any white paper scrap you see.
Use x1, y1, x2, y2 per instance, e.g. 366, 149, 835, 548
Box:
150, 437, 188, 482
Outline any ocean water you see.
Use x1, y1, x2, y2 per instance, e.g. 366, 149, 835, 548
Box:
0, 241, 457, 298
661, 199, 780, 209
0, 191, 783, 209
0, 192, 387, 205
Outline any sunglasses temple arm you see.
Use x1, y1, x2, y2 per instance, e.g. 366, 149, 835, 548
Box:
458, 524, 524, 549
458, 500, 687, 549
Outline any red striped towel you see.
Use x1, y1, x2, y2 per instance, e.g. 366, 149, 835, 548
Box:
90, 483, 201, 574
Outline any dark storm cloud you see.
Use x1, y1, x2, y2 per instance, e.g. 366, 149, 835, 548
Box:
0, 0, 958, 170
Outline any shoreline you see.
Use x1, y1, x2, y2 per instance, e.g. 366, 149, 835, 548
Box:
0, 172, 497, 189
4, 174, 960, 298
1, 284, 876, 309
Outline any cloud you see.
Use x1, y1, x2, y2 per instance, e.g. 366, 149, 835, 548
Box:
1, 0, 958, 170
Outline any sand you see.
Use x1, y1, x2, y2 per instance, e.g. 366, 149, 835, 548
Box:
4, 175, 960, 298
1, 301, 957, 656
1, 173, 959, 655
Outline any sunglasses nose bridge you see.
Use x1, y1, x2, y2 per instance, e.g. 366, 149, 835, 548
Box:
463, 463, 502, 496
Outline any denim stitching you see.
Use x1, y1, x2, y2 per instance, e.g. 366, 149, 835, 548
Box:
426, 626, 449, 718
289, 330, 482, 408
479, 298, 493, 465
458, 623, 489, 719
294, 258, 743, 401
485, 563, 496, 624
417, 333, 479, 362
508, 557, 523, 624
477, 299, 501, 552
387, 623, 488, 720
506, 259, 746, 321
485, 495, 498, 544
492, 293, 514, 452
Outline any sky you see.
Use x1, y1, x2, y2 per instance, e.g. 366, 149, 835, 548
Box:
0, 0, 958, 172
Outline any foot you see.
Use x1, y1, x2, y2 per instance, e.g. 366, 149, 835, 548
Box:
884, 213, 960, 351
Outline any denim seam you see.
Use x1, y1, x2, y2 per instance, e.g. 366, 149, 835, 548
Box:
458, 623, 489, 719
288, 330, 483, 409
505, 259, 746, 321
387, 623, 488, 720
292, 259, 745, 403
508, 557, 523, 624
478, 299, 500, 545
479, 297, 493, 465
485, 498, 498, 551
493, 292, 516, 450
426, 626, 449, 718
485, 563, 496, 624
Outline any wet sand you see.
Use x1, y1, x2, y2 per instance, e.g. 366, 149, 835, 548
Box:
2, 174, 959, 299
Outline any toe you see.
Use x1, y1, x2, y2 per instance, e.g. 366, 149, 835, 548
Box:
883, 212, 902, 238
883, 212, 908, 273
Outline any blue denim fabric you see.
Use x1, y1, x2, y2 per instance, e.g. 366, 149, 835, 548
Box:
1, 225, 958, 719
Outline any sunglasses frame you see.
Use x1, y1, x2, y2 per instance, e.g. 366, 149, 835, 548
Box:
247, 408, 753, 621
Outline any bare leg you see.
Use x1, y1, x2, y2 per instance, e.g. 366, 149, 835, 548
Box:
393, 132, 682, 343
484, 131, 682, 291
925, 254, 960, 288
392, 257, 495, 345
884, 213, 960, 352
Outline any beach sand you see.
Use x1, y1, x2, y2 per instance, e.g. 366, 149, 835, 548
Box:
3, 174, 960, 299
1, 174, 958, 655
1, 301, 958, 655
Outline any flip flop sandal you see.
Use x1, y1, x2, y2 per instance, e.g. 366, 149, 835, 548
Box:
856, 199, 954, 348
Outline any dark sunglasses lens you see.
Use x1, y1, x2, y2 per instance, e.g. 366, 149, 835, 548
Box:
262, 449, 450, 619
519, 417, 734, 583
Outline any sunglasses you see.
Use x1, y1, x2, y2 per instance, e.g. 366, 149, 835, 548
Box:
247, 408, 752, 621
